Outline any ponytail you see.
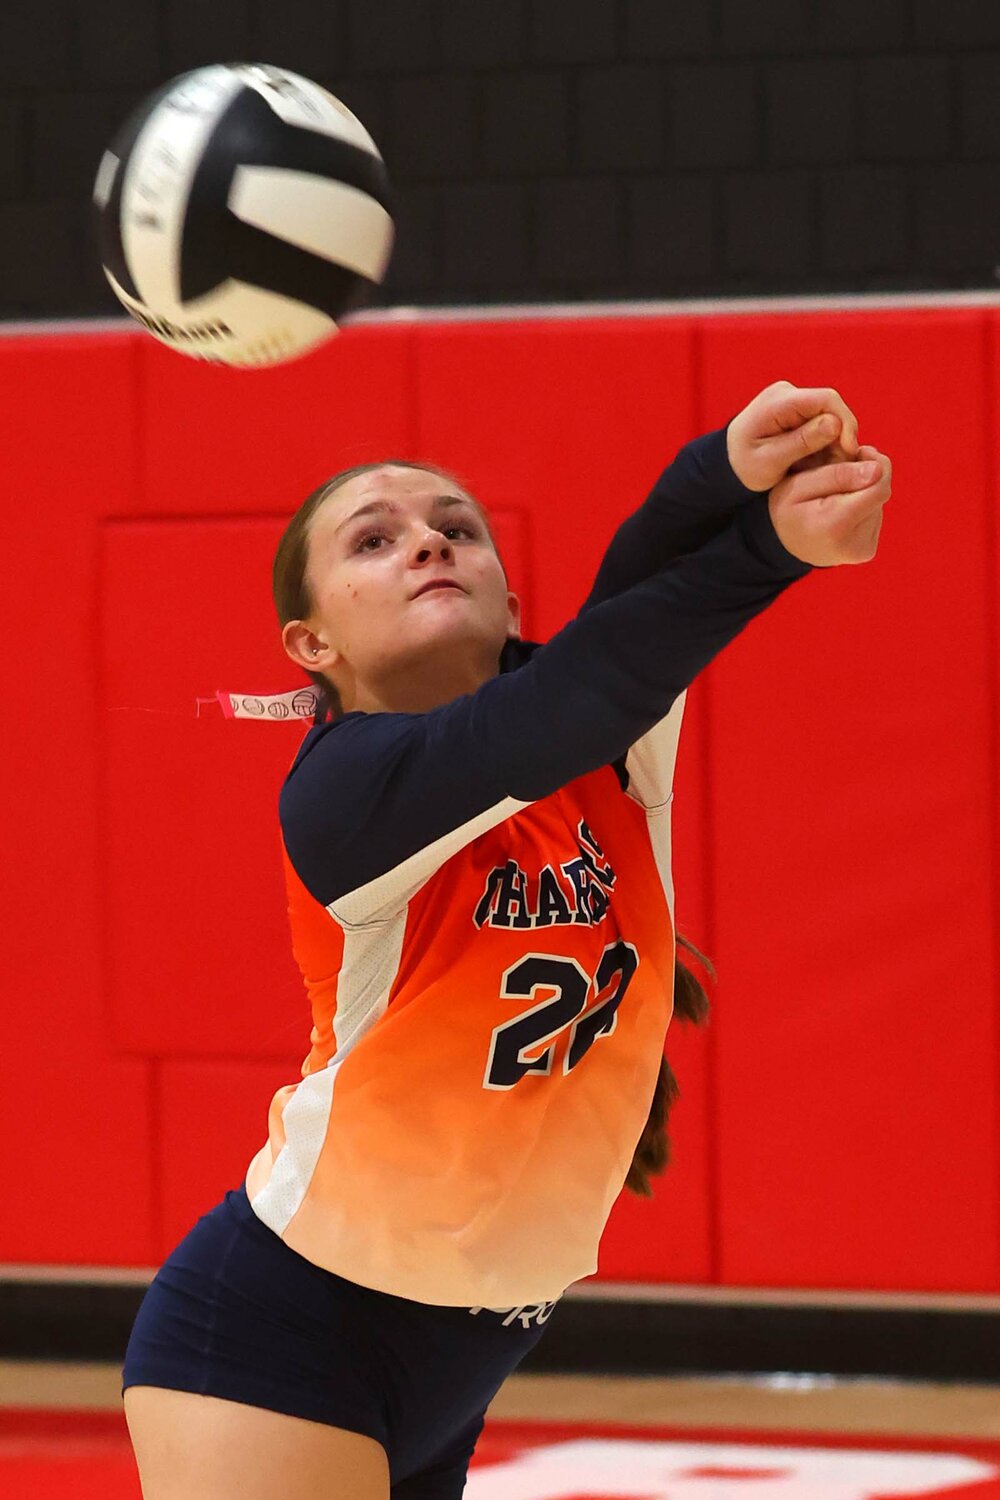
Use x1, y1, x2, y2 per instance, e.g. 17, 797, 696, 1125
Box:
624, 932, 715, 1198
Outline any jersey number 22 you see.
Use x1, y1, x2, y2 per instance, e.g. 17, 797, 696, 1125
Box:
483, 939, 639, 1089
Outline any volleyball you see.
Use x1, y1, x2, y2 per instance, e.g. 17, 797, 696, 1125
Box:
91, 63, 395, 369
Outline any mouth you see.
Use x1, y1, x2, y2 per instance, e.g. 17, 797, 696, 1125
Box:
412, 580, 466, 598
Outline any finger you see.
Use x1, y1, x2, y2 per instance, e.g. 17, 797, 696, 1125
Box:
838, 472, 890, 562
856, 445, 892, 496
846, 502, 885, 564
769, 387, 860, 456
787, 433, 856, 473
782, 459, 890, 565
763, 412, 842, 475
780, 456, 882, 506
791, 439, 887, 476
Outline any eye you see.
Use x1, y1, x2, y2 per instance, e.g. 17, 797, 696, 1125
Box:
354, 527, 392, 552
352, 520, 478, 554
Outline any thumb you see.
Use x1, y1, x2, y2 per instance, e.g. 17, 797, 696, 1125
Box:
763, 411, 841, 475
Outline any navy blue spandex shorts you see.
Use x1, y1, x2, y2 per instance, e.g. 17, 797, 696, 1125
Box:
121, 1181, 556, 1497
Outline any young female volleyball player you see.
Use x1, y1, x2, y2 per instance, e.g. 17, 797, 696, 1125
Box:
121, 380, 890, 1500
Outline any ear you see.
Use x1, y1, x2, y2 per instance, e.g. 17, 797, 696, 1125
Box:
506, 590, 522, 640
281, 619, 340, 673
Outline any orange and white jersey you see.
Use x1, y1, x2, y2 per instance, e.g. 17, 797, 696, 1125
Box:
244, 429, 813, 1306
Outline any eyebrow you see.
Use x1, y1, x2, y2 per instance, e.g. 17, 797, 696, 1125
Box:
334, 493, 477, 536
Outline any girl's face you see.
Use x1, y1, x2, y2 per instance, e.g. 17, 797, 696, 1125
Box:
282, 465, 521, 715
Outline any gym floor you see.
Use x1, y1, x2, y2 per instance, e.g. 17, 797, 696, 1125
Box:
3, 1361, 999, 1498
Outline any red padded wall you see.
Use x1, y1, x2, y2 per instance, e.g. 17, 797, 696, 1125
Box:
138, 322, 418, 515
414, 317, 700, 639
99, 515, 309, 1061
158, 1059, 302, 1255
0, 334, 155, 1264
698, 311, 1000, 1290
3, 307, 999, 1294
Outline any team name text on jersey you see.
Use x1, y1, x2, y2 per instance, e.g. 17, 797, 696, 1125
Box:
473, 819, 617, 930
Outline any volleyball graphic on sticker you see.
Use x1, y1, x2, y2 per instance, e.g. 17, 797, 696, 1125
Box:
92, 64, 395, 368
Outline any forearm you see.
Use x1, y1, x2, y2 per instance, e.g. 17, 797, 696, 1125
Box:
580, 425, 754, 613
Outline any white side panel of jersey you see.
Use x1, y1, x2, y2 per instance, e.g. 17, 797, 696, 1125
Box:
624, 691, 686, 811
330, 909, 408, 1056
626, 692, 686, 922
330, 793, 533, 927
249, 913, 408, 1232
641, 792, 675, 918
249, 1056, 343, 1233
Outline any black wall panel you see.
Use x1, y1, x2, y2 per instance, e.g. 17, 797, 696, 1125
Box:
2, 0, 998, 317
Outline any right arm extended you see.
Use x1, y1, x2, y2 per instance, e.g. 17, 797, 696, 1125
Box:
281, 492, 812, 910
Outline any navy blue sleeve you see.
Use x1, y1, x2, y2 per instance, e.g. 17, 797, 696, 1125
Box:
580, 425, 759, 613
280, 442, 813, 909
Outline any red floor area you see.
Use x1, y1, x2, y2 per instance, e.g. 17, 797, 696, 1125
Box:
1, 1410, 999, 1498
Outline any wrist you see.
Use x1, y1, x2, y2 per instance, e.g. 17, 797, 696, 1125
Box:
689, 425, 761, 506
740, 494, 814, 576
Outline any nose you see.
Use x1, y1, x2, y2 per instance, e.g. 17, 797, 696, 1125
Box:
411, 527, 453, 565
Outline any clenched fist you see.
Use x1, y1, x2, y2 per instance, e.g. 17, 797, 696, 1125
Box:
727, 379, 891, 568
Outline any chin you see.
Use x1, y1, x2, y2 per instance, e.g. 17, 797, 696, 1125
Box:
396, 614, 503, 669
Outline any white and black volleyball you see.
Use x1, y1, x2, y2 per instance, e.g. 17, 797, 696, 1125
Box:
92, 64, 394, 368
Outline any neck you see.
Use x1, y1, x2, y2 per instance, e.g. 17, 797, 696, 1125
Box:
343, 647, 500, 716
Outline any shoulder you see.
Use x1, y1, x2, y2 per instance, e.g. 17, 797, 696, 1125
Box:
280, 710, 420, 821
